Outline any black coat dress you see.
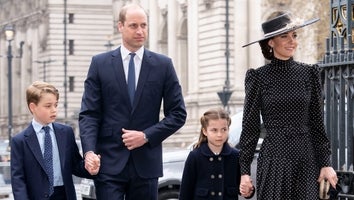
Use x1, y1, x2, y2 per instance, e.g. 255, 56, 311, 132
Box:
179, 142, 249, 200
239, 57, 332, 200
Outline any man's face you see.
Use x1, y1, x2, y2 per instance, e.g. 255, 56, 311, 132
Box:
118, 8, 148, 52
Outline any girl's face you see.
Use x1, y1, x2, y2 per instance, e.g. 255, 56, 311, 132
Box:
203, 119, 229, 149
29, 93, 58, 125
268, 30, 298, 60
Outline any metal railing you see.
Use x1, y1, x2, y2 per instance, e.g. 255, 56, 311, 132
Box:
319, 36, 354, 199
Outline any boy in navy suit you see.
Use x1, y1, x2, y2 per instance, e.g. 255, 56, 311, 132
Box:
11, 81, 100, 200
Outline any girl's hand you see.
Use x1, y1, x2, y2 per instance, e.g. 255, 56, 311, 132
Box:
240, 175, 254, 197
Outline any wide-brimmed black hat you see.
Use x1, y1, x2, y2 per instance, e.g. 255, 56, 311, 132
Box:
242, 12, 320, 47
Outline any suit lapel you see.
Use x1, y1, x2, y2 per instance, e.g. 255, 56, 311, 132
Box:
111, 47, 132, 108
132, 49, 151, 112
25, 125, 49, 176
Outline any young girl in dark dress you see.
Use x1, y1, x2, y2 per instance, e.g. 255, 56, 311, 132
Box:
179, 108, 254, 200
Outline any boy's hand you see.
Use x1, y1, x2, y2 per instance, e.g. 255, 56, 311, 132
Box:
84, 152, 101, 175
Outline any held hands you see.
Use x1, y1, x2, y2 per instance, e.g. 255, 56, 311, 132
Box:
318, 166, 338, 188
240, 174, 254, 198
122, 128, 148, 150
84, 151, 101, 175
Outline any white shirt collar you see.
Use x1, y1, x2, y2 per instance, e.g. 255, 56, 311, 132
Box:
120, 45, 144, 60
32, 119, 53, 134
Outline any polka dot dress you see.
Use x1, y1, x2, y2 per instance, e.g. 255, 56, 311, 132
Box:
239, 57, 332, 200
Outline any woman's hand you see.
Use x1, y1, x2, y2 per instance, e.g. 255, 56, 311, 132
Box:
318, 167, 338, 188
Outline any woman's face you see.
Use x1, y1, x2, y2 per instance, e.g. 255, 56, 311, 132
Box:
268, 30, 298, 60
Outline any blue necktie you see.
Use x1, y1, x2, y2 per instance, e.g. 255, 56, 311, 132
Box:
128, 53, 136, 106
43, 126, 54, 195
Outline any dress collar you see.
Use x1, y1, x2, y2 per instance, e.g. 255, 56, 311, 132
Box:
199, 142, 233, 156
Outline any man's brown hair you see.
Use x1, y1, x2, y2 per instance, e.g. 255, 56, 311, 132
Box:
118, 4, 147, 24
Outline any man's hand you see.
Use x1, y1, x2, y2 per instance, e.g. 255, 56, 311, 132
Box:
84, 151, 101, 175
122, 128, 148, 150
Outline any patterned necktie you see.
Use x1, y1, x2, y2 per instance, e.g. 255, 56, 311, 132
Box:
43, 126, 54, 195
128, 53, 136, 106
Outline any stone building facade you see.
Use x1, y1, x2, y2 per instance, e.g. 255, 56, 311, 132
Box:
0, 0, 330, 147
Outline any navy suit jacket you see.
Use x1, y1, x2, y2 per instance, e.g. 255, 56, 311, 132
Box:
79, 47, 187, 178
11, 122, 92, 200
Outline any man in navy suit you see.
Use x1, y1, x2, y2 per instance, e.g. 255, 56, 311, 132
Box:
79, 3, 187, 200
11, 81, 99, 200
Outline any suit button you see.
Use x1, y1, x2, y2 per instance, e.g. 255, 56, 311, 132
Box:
218, 192, 222, 196
209, 157, 214, 161
218, 156, 222, 161
211, 174, 215, 179
211, 191, 215, 196
218, 174, 223, 178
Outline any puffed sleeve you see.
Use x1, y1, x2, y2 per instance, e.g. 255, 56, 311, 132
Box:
239, 69, 262, 175
308, 65, 331, 168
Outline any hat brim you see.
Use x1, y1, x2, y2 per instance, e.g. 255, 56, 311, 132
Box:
242, 18, 320, 48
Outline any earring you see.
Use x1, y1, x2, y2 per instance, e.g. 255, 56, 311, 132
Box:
270, 48, 273, 53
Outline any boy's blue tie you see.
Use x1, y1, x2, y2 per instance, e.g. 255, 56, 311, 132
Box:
43, 126, 54, 195
128, 53, 136, 106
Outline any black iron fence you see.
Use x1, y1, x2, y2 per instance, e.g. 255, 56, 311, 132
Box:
319, 36, 354, 199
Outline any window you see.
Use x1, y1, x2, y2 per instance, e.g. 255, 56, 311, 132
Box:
69, 76, 74, 92
69, 13, 74, 24
69, 40, 74, 55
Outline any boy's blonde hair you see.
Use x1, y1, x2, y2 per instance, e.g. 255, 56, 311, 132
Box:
26, 81, 59, 113
193, 107, 231, 149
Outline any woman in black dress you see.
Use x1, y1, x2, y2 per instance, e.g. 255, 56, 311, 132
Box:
239, 11, 338, 199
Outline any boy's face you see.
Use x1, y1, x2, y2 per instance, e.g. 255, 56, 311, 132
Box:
29, 93, 58, 125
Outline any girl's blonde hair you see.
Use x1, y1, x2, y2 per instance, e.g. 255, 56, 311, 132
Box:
193, 107, 231, 149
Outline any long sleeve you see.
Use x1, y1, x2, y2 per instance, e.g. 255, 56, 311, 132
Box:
11, 137, 30, 200
239, 69, 262, 175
